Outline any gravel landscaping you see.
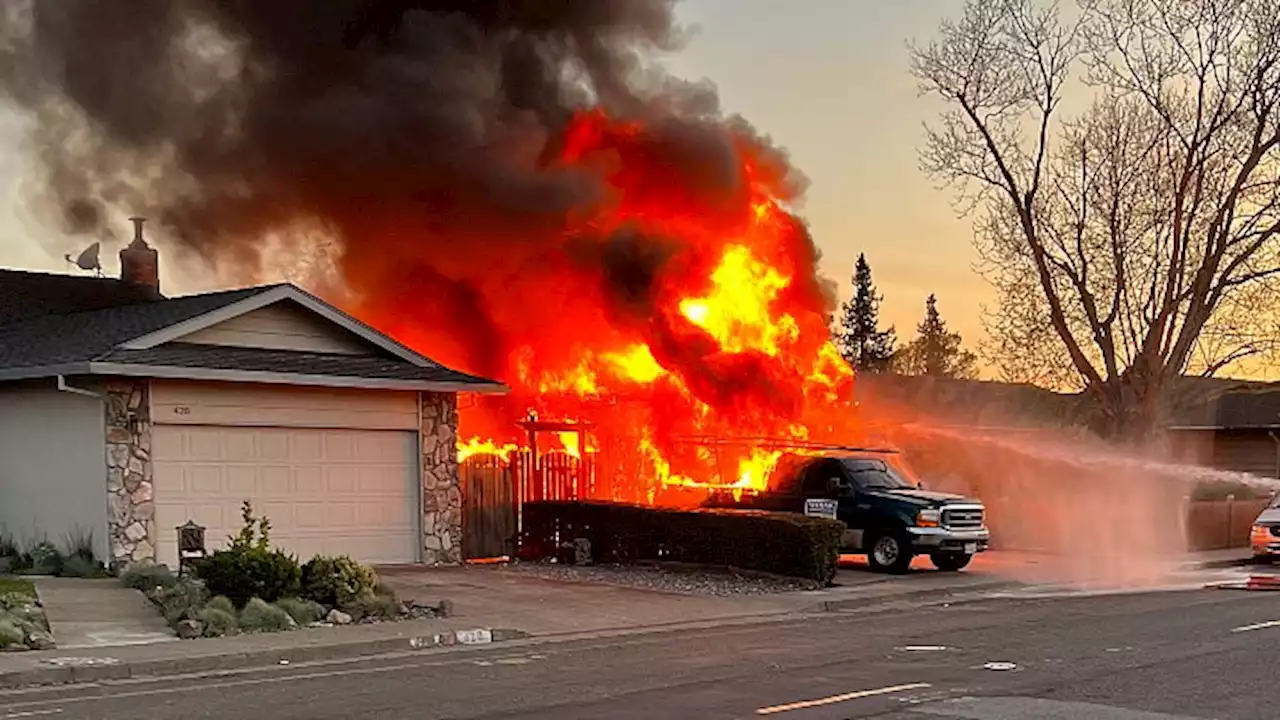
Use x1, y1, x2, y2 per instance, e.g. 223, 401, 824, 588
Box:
497, 561, 821, 596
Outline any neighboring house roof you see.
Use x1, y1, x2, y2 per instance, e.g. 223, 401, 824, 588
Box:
0, 268, 163, 326
0, 270, 505, 393
1168, 386, 1280, 430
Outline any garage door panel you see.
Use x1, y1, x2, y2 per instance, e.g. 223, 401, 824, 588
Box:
153, 425, 419, 566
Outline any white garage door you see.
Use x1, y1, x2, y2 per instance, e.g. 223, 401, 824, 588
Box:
151, 424, 421, 567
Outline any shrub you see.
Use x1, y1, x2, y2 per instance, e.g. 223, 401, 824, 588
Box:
60, 555, 108, 579
25, 540, 63, 576
195, 502, 301, 608
0, 529, 17, 560
301, 555, 379, 607
238, 598, 295, 633
152, 577, 208, 625
342, 592, 401, 622
521, 501, 844, 585
276, 597, 326, 626
0, 618, 23, 648
63, 527, 97, 563
204, 595, 236, 615
195, 606, 238, 637
120, 562, 178, 591
196, 548, 301, 608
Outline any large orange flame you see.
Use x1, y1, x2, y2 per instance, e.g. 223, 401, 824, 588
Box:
358, 109, 856, 500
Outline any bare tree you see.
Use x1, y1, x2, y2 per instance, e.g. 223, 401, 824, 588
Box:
911, 0, 1280, 441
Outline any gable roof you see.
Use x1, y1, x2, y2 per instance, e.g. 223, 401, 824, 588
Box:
0, 271, 504, 393
0, 267, 163, 326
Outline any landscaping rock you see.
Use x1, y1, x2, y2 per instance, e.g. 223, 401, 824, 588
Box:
25, 630, 56, 651
326, 609, 352, 625
175, 619, 203, 639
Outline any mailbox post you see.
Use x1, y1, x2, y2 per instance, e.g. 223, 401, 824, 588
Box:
176, 520, 207, 575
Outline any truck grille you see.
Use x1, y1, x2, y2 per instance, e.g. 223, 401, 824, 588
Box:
943, 507, 984, 530
1270, 525, 1280, 538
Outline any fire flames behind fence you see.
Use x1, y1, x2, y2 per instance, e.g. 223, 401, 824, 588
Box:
431, 109, 859, 507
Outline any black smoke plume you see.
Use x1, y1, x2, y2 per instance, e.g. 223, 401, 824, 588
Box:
0, 0, 825, 404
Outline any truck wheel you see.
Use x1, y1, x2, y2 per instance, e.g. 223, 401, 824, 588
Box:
930, 552, 972, 572
867, 530, 913, 574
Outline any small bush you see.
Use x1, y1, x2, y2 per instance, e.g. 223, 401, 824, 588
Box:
301, 555, 379, 607
238, 598, 295, 633
60, 555, 108, 579
196, 548, 301, 608
1, 608, 37, 637
120, 562, 178, 591
521, 501, 844, 585
0, 529, 17, 560
195, 606, 238, 637
25, 540, 63, 576
152, 577, 208, 625
63, 527, 97, 563
195, 503, 301, 608
276, 597, 326, 625
0, 618, 23, 648
204, 595, 236, 615
342, 592, 401, 622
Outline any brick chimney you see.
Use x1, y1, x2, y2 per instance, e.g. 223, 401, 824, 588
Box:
119, 216, 160, 292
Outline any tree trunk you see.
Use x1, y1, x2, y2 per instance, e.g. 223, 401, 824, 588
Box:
1088, 368, 1166, 449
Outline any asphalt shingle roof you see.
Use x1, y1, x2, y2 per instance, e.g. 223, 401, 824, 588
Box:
0, 285, 278, 370
0, 268, 163, 326
98, 343, 497, 385
0, 270, 501, 388
1169, 386, 1280, 429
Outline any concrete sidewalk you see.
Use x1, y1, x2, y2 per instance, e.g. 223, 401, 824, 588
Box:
36, 578, 175, 649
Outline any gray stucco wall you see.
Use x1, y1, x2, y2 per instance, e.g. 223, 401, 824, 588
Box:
0, 381, 109, 561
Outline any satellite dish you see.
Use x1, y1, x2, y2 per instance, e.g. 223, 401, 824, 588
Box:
65, 242, 102, 275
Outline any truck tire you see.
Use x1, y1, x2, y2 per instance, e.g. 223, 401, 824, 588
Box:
867, 529, 913, 574
930, 552, 973, 572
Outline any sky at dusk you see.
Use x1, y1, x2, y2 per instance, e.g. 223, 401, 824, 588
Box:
0, 2, 982, 353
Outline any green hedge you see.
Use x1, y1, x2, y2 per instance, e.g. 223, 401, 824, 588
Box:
521, 501, 843, 585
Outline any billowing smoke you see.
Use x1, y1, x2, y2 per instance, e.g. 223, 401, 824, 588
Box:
0, 0, 829, 407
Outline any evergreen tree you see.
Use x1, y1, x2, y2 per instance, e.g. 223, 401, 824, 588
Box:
896, 294, 977, 378
836, 254, 896, 372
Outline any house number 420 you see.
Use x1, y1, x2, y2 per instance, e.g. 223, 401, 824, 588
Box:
173, 406, 192, 416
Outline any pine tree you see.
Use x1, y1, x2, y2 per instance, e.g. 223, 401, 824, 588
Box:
896, 294, 977, 378
837, 254, 896, 372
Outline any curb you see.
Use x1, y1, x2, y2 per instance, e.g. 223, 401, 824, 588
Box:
813, 579, 1022, 613
0, 627, 528, 690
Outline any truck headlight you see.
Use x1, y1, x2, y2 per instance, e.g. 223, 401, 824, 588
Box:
917, 508, 941, 528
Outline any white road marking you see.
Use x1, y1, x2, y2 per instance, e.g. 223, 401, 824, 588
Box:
3, 709, 63, 719
1230, 619, 1280, 633
755, 683, 931, 715
899, 645, 950, 652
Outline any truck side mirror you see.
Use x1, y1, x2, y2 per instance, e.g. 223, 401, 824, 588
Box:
826, 478, 843, 494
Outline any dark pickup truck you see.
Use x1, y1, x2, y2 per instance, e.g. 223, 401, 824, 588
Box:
703, 451, 990, 574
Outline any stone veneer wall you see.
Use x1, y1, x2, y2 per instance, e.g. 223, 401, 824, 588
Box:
104, 380, 156, 568
419, 392, 462, 565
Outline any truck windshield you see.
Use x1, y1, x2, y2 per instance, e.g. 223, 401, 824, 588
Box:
840, 458, 915, 490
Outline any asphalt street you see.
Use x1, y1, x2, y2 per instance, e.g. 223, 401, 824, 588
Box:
2, 587, 1278, 720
